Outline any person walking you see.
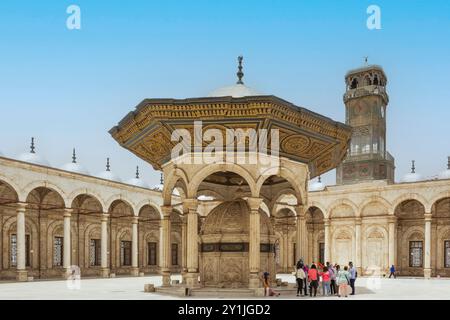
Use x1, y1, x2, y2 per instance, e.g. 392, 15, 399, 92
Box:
261, 272, 280, 297
389, 265, 396, 278
336, 265, 350, 298
320, 266, 331, 296
328, 262, 337, 295
308, 264, 319, 297
303, 263, 309, 296
295, 262, 307, 297
348, 262, 357, 295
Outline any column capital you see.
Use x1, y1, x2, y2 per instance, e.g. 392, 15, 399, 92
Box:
132, 216, 139, 224
294, 204, 306, 218
424, 213, 432, 221
64, 208, 73, 217
354, 217, 362, 225
323, 217, 331, 226
160, 205, 173, 218
182, 198, 199, 212
101, 213, 110, 222
246, 197, 263, 211
16, 203, 27, 212
387, 215, 398, 224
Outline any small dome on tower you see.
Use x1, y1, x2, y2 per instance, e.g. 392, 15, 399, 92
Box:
438, 157, 450, 180
61, 149, 89, 175
208, 56, 263, 98
127, 166, 149, 188
402, 160, 422, 183
152, 173, 164, 191
17, 137, 50, 166
97, 158, 121, 182
308, 176, 325, 192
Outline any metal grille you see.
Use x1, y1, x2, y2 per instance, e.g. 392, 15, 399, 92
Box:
445, 241, 450, 268
171, 243, 178, 266
319, 242, 325, 264
409, 241, 423, 267
148, 242, 157, 266
53, 237, 63, 266
90, 239, 101, 266
120, 241, 131, 266
10, 234, 17, 267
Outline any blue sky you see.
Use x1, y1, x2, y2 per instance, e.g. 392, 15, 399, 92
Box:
0, 0, 449, 186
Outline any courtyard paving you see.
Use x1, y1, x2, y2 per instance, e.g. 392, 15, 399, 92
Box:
0, 274, 448, 300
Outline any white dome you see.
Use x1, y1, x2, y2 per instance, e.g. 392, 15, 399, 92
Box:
61, 162, 89, 175
308, 180, 325, 192
18, 152, 50, 166
401, 172, 422, 183
127, 177, 149, 188
439, 169, 450, 180
208, 84, 262, 98
97, 170, 121, 182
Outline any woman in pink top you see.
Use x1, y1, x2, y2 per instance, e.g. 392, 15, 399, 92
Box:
320, 266, 331, 296
307, 264, 319, 297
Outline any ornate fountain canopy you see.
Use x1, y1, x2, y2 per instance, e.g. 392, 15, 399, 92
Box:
110, 95, 351, 178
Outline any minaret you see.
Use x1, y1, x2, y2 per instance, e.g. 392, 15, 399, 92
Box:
336, 63, 395, 184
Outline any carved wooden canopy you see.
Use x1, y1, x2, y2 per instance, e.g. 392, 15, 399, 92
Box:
109, 95, 351, 178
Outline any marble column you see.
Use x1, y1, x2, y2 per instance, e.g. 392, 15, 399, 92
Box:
247, 197, 263, 289
160, 206, 172, 286
180, 214, 188, 284
388, 216, 397, 270
16, 203, 28, 282
100, 213, 110, 277
131, 216, 139, 276
424, 213, 432, 279
355, 218, 362, 274
183, 198, 199, 287
294, 205, 307, 262
63, 209, 73, 278
324, 218, 331, 263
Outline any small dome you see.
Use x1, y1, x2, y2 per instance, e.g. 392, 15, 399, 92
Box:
439, 169, 450, 180
97, 170, 121, 182
18, 152, 50, 166
401, 160, 422, 183
96, 158, 121, 182
127, 177, 149, 188
439, 157, 450, 180
60, 149, 89, 175
17, 137, 50, 166
208, 83, 262, 98
308, 176, 325, 192
61, 162, 89, 175
402, 172, 422, 183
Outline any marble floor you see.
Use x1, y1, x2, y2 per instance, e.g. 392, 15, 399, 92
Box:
0, 274, 448, 300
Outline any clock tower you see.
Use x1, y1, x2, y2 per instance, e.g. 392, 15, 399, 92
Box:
336, 65, 395, 184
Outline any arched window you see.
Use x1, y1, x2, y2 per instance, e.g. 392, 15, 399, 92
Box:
373, 75, 379, 85
350, 78, 358, 89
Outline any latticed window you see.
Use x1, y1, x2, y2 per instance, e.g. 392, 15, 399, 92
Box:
171, 243, 178, 266
90, 239, 101, 266
120, 241, 132, 266
10, 234, 30, 267
53, 237, 63, 266
319, 242, 325, 264
409, 241, 423, 267
445, 241, 450, 268
148, 242, 157, 266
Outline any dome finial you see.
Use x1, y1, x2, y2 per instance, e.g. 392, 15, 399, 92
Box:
411, 160, 416, 174
30, 137, 36, 154
136, 166, 140, 179
72, 148, 77, 163
106, 158, 110, 171
236, 56, 244, 84
364, 56, 369, 66
447, 156, 450, 170
318, 175, 322, 183
160, 172, 164, 185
